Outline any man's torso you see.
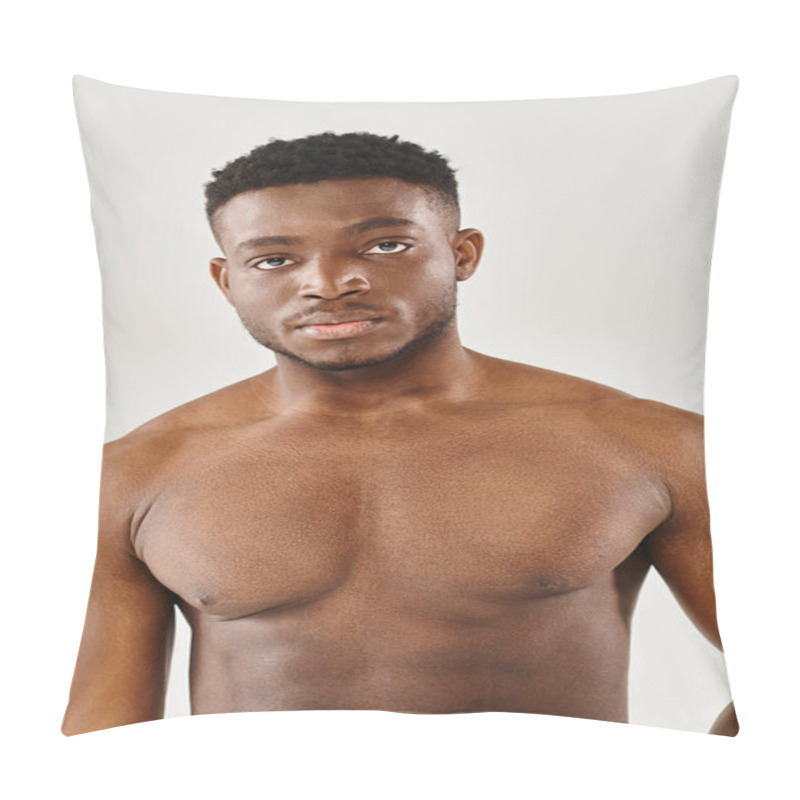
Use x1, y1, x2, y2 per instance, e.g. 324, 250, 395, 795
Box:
123, 354, 680, 720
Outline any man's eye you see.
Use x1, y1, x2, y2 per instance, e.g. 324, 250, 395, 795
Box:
365, 241, 411, 255
253, 256, 294, 270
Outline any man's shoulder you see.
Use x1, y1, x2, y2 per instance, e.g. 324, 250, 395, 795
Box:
523, 368, 706, 490
582, 390, 704, 444
481, 354, 676, 410
103, 372, 270, 469
543, 370, 704, 449
479, 354, 703, 445
476, 353, 623, 404
545, 376, 706, 477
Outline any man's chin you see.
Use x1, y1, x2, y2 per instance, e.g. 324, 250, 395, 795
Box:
274, 346, 408, 372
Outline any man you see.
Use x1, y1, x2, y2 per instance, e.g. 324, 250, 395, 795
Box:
62, 132, 738, 736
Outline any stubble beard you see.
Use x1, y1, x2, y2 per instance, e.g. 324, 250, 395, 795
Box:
238, 287, 459, 373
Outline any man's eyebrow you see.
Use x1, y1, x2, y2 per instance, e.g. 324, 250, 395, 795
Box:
236, 234, 301, 252
235, 217, 418, 253
344, 216, 417, 234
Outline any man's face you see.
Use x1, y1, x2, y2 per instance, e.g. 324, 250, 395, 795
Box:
210, 177, 482, 372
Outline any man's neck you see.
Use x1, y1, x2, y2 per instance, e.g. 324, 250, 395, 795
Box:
263, 330, 484, 419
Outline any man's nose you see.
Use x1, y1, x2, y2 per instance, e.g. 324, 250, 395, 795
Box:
298, 255, 371, 300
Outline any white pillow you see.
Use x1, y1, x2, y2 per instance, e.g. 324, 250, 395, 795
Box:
68, 74, 738, 735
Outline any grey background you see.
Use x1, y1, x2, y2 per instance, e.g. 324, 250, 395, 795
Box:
73, 74, 738, 732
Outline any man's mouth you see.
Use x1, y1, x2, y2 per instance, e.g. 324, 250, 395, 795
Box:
297, 318, 384, 340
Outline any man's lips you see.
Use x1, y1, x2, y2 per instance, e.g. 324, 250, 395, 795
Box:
297, 312, 383, 326
297, 318, 384, 340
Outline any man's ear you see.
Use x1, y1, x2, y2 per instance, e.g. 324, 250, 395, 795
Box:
453, 229, 484, 282
210, 258, 234, 305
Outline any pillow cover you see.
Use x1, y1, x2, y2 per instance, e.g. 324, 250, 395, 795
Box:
63, 74, 739, 736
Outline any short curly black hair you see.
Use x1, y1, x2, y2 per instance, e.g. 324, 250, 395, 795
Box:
204, 131, 460, 242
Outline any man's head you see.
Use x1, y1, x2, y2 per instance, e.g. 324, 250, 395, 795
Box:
205, 132, 483, 372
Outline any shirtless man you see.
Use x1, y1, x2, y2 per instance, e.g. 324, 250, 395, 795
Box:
62, 132, 738, 736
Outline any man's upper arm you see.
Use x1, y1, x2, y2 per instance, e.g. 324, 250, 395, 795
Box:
62, 437, 176, 736
640, 406, 724, 650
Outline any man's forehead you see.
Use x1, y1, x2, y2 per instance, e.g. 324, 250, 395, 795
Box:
214, 178, 439, 240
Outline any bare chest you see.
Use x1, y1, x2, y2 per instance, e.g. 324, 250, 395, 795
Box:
134, 416, 667, 619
